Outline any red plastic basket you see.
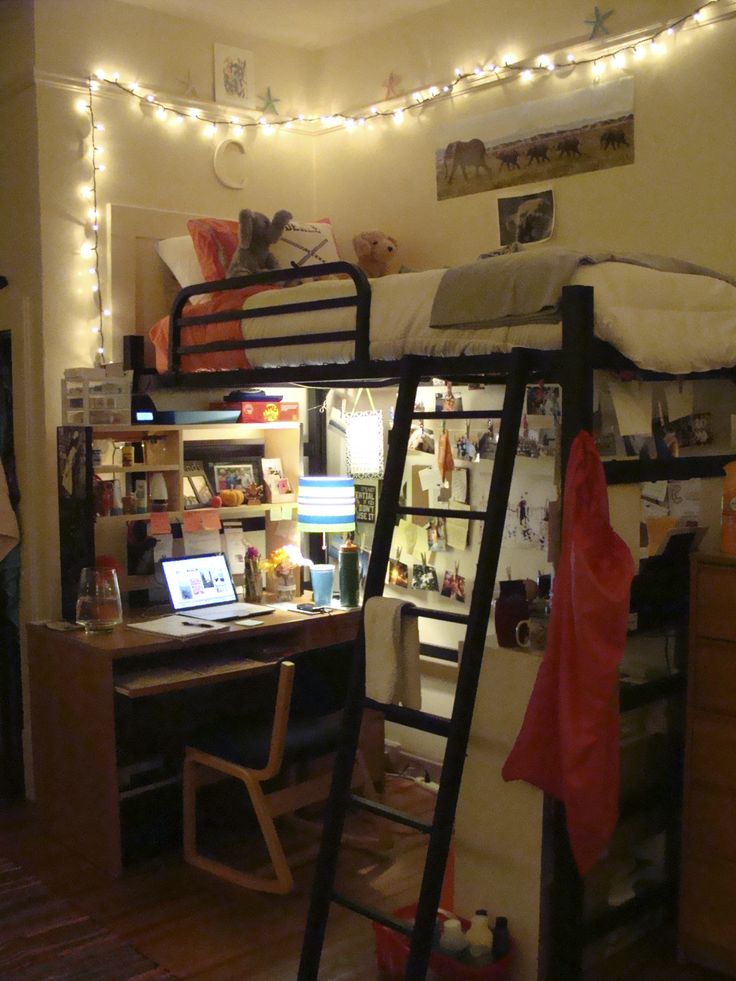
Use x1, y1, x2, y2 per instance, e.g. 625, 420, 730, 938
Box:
373, 905, 513, 981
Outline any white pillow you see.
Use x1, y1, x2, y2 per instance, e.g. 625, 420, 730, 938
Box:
156, 235, 203, 287
271, 218, 340, 271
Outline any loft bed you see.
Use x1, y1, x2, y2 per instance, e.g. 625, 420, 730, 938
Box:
116, 207, 736, 977
114, 202, 736, 397
128, 231, 736, 483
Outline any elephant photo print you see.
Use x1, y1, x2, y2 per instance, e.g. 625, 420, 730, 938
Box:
435, 76, 634, 200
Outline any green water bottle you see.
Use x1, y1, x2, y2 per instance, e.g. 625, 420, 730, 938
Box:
338, 539, 360, 607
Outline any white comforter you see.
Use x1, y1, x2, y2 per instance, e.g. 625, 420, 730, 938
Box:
241, 262, 736, 374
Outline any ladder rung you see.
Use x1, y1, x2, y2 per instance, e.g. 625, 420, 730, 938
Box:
397, 506, 487, 521
348, 793, 434, 833
331, 891, 414, 935
412, 409, 503, 420
403, 607, 469, 625
363, 699, 452, 737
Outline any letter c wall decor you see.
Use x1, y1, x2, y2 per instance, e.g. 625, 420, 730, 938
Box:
213, 138, 246, 188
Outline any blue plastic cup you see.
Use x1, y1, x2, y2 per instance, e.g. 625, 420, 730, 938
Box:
310, 564, 334, 608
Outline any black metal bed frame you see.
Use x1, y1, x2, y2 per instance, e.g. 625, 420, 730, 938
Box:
124, 265, 734, 978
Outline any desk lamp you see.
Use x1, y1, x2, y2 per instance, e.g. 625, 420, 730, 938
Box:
297, 476, 356, 606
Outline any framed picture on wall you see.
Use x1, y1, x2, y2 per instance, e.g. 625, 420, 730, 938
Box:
214, 44, 254, 108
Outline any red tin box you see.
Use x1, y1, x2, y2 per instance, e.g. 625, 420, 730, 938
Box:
210, 401, 299, 423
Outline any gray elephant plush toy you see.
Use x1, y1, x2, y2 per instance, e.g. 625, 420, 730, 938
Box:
227, 208, 293, 277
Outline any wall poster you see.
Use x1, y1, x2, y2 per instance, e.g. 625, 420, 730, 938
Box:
355, 482, 377, 524
435, 76, 634, 201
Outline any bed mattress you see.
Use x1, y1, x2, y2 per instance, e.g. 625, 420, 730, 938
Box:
239, 261, 736, 374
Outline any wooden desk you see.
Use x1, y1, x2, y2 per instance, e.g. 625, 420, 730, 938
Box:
27, 607, 361, 876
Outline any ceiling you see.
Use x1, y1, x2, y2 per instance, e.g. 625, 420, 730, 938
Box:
117, 0, 452, 51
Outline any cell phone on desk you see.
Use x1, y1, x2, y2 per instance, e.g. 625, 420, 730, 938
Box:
295, 603, 326, 614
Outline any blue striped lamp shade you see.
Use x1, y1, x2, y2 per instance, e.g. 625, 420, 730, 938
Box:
297, 476, 356, 533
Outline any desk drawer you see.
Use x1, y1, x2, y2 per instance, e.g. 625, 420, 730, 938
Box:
693, 564, 736, 642
684, 784, 736, 863
688, 713, 736, 790
680, 858, 736, 972
690, 640, 736, 715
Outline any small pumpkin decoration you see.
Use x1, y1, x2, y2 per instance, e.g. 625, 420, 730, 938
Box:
220, 488, 245, 507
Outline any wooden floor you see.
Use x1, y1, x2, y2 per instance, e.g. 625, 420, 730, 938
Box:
0, 776, 728, 981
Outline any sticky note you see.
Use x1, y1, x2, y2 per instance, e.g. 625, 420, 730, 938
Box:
149, 512, 171, 535
202, 510, 222, 531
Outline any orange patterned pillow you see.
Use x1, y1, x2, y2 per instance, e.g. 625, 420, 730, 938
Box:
187, 217, 239, 281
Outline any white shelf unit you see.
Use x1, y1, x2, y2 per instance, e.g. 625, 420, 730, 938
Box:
91, 421, 302, 592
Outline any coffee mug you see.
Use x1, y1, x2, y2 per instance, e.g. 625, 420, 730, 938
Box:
515, 616, 548, 651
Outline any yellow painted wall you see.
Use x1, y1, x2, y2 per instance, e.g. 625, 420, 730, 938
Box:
314, 0, 736, 274
0, 1, 47, 623
5, 0, 735, 627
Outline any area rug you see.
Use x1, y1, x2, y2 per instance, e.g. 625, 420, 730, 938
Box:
0, 856, 178, 980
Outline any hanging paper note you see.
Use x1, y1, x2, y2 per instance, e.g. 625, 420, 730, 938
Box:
451, 468, 468, 503
664, 380, 694, 423
446, 503, 470, 550
418, 466, 441, 492
183, 529, 222, 556
223, 524, 245, 575
152, 532, 173, 564
607, 377, 652, 436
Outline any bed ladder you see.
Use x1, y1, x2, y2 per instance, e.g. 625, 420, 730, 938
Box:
298, 350, 531, 981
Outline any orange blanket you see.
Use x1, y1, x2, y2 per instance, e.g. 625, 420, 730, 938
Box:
149, 285, 277, 373
502, 430, 635, 874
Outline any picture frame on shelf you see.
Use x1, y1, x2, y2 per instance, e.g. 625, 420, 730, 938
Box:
183, 461, 214, 507
182, 475, 199, 510
213, 458, 263, 495
261, 457, 294, 503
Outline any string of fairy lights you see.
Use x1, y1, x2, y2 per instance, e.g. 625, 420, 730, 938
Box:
76, 0, 730, 365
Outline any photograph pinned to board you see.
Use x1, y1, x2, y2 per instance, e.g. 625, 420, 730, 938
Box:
214, 43, 254, 108
434, 382, 462, 413
455, 429, 477, 462
441, 564, 466, 603
412, 557, 439, 592
388, 549, 409, 588
426, 516, 448, 553
408, 424, 435, 454
518, 412, 558, 459
504, 483, 551, 551
474, 421, 498, 460
670, 412, 713, 449
526, 383, 561, 424
498, 189, 554, 247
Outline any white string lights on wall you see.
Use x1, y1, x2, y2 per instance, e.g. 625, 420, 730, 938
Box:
90, 1, 727, 134
75, 0, 732, 365
77, 76, 111, 365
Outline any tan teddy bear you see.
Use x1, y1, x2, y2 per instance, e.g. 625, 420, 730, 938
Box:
352, 230, 402, 278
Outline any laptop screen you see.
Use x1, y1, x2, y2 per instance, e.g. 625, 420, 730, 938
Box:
161, 553, 238, 612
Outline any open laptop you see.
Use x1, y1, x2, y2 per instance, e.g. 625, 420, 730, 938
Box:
161, 552, 273, 621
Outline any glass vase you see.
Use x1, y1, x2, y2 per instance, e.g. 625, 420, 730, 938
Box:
276, 571, 297, 603
243, 560, 263, 603
75, 567, 123, 632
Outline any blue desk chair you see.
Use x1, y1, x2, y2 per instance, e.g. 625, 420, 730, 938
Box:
182, 657, 379, 894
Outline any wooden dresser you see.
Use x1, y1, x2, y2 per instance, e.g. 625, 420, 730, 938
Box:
679, 552, 736, 976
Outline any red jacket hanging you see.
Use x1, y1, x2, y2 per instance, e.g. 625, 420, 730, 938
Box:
502, 430, 635, 875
